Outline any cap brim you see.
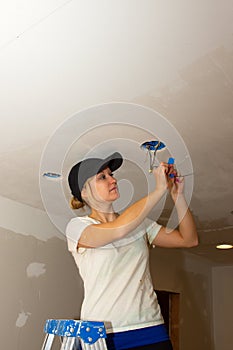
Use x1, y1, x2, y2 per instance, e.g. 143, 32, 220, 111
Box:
98, 152, 123, 173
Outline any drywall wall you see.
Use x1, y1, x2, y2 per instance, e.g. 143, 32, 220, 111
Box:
0, 197, 83, 349
212, 266, 233, 350
150, 245, 233, 350
150, 247, 215, 350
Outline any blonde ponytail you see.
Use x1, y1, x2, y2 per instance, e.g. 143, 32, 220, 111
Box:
70, 196, 86, 210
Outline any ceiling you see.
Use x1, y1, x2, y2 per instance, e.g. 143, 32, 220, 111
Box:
0, 1, 233, 256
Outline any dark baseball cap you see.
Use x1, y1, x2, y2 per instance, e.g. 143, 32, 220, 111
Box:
68, 152, 123, 202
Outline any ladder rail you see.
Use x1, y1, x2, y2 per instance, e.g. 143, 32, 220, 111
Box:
41, 334, 55, 350
60, 336, 76, 350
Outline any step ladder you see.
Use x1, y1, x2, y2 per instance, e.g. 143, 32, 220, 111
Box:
41, 319, 108, 350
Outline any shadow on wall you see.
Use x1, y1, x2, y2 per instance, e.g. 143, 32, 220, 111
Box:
0, 227, 83, 350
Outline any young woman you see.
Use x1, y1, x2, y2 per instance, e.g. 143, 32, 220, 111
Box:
66, 152, 198, 350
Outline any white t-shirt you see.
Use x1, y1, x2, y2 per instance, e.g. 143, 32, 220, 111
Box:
65, 216, 164, 333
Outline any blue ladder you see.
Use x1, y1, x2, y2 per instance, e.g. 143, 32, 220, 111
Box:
41, 319, 107, 350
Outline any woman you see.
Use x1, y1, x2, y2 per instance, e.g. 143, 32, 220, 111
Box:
66, 152, 198, 350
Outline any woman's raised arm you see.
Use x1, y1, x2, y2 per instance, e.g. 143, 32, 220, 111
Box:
78, 163, 169, 248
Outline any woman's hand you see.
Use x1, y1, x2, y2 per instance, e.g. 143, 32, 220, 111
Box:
153, 162, 169, 192
167, 165, 185, 201
153, 162, 185, 201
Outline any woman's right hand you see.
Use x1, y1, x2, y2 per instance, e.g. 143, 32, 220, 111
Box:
153, 162, 169, 193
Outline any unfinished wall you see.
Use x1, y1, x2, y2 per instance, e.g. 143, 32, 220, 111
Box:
212, 266, 233, 350
150, 247, 214, 350
150, 245, 233, 350
0, 197, 83, 349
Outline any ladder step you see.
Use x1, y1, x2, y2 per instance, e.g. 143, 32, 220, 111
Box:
41, 319, 108, 350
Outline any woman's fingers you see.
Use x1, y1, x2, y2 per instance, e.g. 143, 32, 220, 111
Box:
153, 162, 185, 197
160, 162, 170, 173
175, 176, 184, 183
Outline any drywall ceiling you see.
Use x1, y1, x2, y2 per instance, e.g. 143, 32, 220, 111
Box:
0, 1, 233, 245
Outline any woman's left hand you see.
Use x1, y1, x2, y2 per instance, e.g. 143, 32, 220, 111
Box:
167, 165, 185, 201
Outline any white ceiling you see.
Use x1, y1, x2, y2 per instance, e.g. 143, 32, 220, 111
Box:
0, 1, 233, 250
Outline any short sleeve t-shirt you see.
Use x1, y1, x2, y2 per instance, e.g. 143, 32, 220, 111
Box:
65, 216, 164, 333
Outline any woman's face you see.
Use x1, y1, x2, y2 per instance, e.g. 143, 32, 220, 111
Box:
88, 167, 120, 203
